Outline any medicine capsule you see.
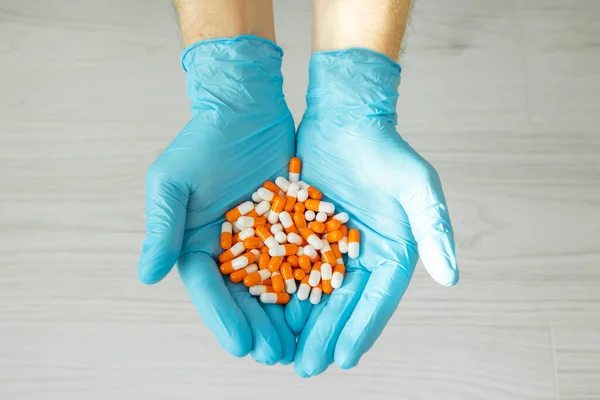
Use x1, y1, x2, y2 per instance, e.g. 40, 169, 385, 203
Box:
338, 225, 349, 254
320, 263, 333, 294
333, 212, 349, 224
252, 191, 262, 203
281, 244, 298, 256
275, 176, 290, 193
286, 255, 299, 267
325, 219, 342, 232
246, 208, 260, 218
263, 278, 272, 285
220, 251, 257, 274
271, 271, 285, 293
258, 253, 270, 269
255, 226, 279, 249
249, 284, 274, 296
309, 283, 323, 304
270, 223, 283, 234
297, 189, 309, 203
293, 268, 306, 280
293, 211, 307, 229
308, 221, 325, 234
320, 239, 337, 266
263, 181, 283, 196
232, 233, 241, 245
257, 187, 275, 202
243, 237, 261, 249
294, 202, 306, 213
254, 200, 271, 216
298, 181, 323, 200
280, 262, 297, 294
268, 195, 286, 224
260, 245, 270, 254
287, 232, 302, 246
316, 212, 327, 223
225, 201, 254, 222
260, 292, 290, 304
284, 183, 299, 212
279, 211, 298, 234
303, 245, 320, 262
244, 269, 271, 287
297, 277, 311, 301
230, 263, 259, 283
218, 242, 245, 263
309, 261, 322, 287
331, 264, 346, 289
348, 229, 360, 259
331, 243, 344, 265
296, 246, 304, 257
298, 255, 312, 272
288, 157, 301, 183
268, 256, 284, 272
304, 210, 316, 221
220, 222, 233, 250
324, 229, 343, 243
300, 228, 323, 250
274, 231, 287, 244
305, 200, 335, 215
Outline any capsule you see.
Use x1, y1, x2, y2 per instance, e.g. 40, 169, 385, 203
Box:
300, 228, 323, 250
286, 255, 299, 267
275, 176, 290, 193
331, 264, 346, 289
297, 189, 309, 203
260, 245, 270, 254
298, 255, 312, 272
293, 211, 307, 229
218, 242, 245, 263
249, 284, 274, 296
298, 181, 323, 200
263, 181, 284, 196
230, 263, 259, 283
309, 261, 322, 287
280, 262, 297, 294
255, 225, 279, 249
252, 191, 262, 203
321, 263, 333, 294
331, 243, 344, 265
296, 246, 304, 257
308, 221, 325, 234
257, 187, 275, 202
243, 269, 271, 287
293, 268, 306, 281
268, 195, 286, 224
220, 251, 257, 274
324, 229, 343, 243
225, 201, 254, 222
220, 222, 233, 250
304, 210, 316, 221
242, 237, 261, 249
281, 244, 298, 256
333, 212, 349, 224
271, 271, 285, 293
309, 284, 323, 305
305, 200, 334, 215
260, 292, 290, 304
294, 202, 306, 213
303, 245, 320, 262
237, 216, 266, 228
274, 231, 287, 244
255, 200, 271, 216
279, 211, 298, 234
268, 256, 284, 272
316, 212, 327, 223
325, 219, 342, 232
284, 183, 299, 212
287, 232, 302, 246
232, 233, 241, 245
338, 225, 349, 254
258, 253, 270, 270
270, 223, 283, 234
348, 229, 360, 259
288, 157, 301, 183
321, 239, 337, 265
297, 277, 311, 301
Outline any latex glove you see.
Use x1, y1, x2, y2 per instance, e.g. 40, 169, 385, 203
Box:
285, 49, 459, 377
138, 37, 296, 365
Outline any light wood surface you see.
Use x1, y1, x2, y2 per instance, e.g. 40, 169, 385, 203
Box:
1, 1, 599, 399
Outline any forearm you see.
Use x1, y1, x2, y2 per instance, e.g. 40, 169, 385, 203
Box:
174, 0, 276, 47
313, 0, 411, 60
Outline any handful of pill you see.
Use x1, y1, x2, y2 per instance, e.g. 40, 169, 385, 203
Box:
218, 157, 360, 305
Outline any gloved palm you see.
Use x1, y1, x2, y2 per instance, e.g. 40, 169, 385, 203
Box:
285, 50, 459, 377
138, 37, 296, 365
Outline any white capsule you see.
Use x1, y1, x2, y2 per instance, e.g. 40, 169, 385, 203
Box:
287, 232, 302, 245
238, 227, 255, 241
331, 272, 344, 289
237, 201, 255, 216
279, 211, 294, 229
336, 257, 344, 266
231, 255, 251, 270
267, 211, 280, 224
275, 176, 290, 192
303, 245, 317, 259
264, 236, 279, 250
309, 269, 321, 287
232, 221, 241, 233
251, 192, 262, 203
286, 182, 299, 200
257, 187, 275, 202
320, 263, 332, 280
333, 212, 349, 224
269, 245, 286, 257
316, 212, 327, 223
348, 242, 360, 259
229, 242, 245, 258
274, 231, 287, 244
297, 189, 309, 202
297, 281, 311, 301
285, 278, 297, 294
255, 200, 271, 216
317, 201, 335, 215
321, 239, 331, 253
270, 223, 283, 234
249, 284, 270, 296
296, 246, 304, 257
309, 286, 323, 305
305, 210, 316, 221
237, 216, 254, 228
338, 237, 349, 253
307, 234, 323, 251
297, 181, 309, 190
221, 221, 232, 234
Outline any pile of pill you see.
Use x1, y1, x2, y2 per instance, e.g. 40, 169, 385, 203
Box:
218, 158, 360, 305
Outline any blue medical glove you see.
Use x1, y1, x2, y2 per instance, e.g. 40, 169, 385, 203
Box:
285, 49, 459, 377
138, 37, 296, 365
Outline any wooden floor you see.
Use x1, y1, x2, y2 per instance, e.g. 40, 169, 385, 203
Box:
1, 1, 599, 399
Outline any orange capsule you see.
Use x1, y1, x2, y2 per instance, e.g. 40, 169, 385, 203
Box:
280, 262, 297, 293
252, 217, 266, 227
282, 244, 298, 256
284, 183, 298, 212
348, 229, 360, 259
279, 211, 298, 234
271, 196, 286, 213
308, 221, 325, 234
264, 223, 272, 232
325, 219, 341, 232
232, 233, 242, 244
300, 228, 323, 250
293, 212, 307, 229
288, 157, 301, 183
286, 255, 299, 267
230, 263, 259, 283
225, 201, 254, 222
331, 243, 342, 259
271, 271, 285, 293
218, 242, 245, 263
294, 202, 305, 213
298, 255, 312, 272
260, 292, 290, 304
260, 245, 270, 254
244, 269, 271, 287
258, 253, 270, 270
263, 181, 283, 196
243, 237, 261, 249
324, 229, 343, 243
268, 256, 284, 272
331, 264, 345, 289
220, 222, 233, 250
293, 268, 306, 281
263, 278, 272, 285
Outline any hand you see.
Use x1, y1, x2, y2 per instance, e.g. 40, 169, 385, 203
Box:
138, 37, 296, 365
285, 49, 459, 377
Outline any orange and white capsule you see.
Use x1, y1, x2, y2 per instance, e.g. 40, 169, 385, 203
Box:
309, 283, 323, 305
324, 219, 341, 232
257, 187, 276, 202
230, 263, 259, 283
243, 237, 262, 249
279, 211, 298, 234
297, 189, 309, 203
305, 200, 334, 215
255, 225, 278, 249
275, 176, 290, 193
303, 245, 320, 262
244, 269, 271, 287
297, 277, 311, 301
288, 157, 301, 183
324, 229, 343, 243
293, 268, 306, 281
280, 262, 297, 294
296, 246, 304, 257
260, 292, 290, 304
258, 253, 270, 270
268, 256, 284, 272
268, 195, 286, 224
270, 223, 283, 234
331, 264, 345, 289
331, 243, 344, 265
308, 221, 325, 234
300, 228, 323, 250
298, 181, 323, 200
321, 239, 337, 266
348, 229, 360, 259
338, 225, 349, 254
237, 216, 266, 228
309, 261, 322, 287
225, 201, 254, 222
271, 271, 285, 293
287, 232, 302, 246
252, 191, 262, 203
321, 263, 333, 294
264, 181, 284, 196
274, 231, 287, 244
284, 183, 299, 212
293, 211, 307, 229
333, 212, 349, 224
286, 255, 299, 267
220, 222, 233, 250
254, 200, 271, 216
220, 250, 258, 274
218, 242, 245, 263
249, 284, 274, 296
